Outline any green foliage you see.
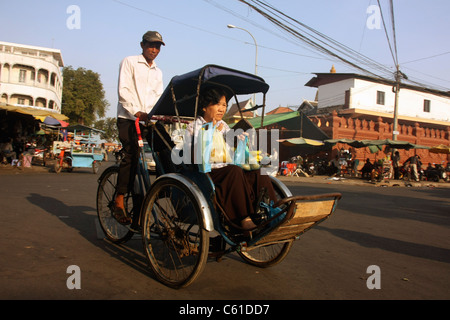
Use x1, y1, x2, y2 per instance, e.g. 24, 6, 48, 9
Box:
62, 66, 109, 126
94, 117, 119, 142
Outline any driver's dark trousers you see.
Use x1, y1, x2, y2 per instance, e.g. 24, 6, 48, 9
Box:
116, 118, 140, 194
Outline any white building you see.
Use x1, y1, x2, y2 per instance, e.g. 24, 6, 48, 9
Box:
0, 41, 64, 114
305, 72, 450, 126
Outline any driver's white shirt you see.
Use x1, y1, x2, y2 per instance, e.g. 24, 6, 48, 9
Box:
117, 54, 163, 121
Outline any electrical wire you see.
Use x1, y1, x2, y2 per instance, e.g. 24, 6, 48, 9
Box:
233, 0, 448, 91
237, 0, 394, 79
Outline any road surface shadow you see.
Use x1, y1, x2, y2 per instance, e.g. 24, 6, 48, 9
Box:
317, 225, 450, 264
25, 192, 158, 282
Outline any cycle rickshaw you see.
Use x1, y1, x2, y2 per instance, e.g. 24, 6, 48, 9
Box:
96, 65, 341, 288
53, 125, 104, 174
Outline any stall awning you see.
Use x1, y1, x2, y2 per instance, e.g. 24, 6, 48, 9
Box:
232, 111, 301, 129
0, 104, 69, 121
231, 111, 330, 141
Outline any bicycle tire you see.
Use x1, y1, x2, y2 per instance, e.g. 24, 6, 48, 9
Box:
96, 166, 134, 244
140, 176, 209, 289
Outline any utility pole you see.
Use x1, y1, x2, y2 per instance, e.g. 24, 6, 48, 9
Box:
392, 64, 401, 141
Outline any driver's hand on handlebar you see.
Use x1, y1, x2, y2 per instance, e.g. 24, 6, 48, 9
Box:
135, 111, 148, 122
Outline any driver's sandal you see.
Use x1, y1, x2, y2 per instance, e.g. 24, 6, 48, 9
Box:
113, 206, 132, 225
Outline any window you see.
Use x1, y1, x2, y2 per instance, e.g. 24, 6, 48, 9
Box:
423, 99, 431, 113
19, 69, 26, 82
376, 91, 385, 105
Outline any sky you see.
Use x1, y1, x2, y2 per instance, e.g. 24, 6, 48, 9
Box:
1, 0, 449, 119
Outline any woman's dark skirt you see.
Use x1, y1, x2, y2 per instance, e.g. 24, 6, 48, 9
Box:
208, 164, 277, 224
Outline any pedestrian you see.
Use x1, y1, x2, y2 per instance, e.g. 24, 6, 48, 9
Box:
0, 138, 17, 164
404, 154, 420, 182
361, 158, 376, 181
392, 151, 400, 179
114, 30, 165, 224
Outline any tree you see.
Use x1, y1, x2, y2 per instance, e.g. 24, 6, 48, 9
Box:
62, 66, 109, 126
94, 117, 118, 142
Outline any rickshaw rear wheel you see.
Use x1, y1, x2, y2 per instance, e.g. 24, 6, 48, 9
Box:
140, 177, 209, 289
238, 177, 293, 267
238, 240, 293, 268
96, 166, 135, 243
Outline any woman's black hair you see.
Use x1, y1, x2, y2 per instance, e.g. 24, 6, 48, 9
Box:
198, 86, 230, 116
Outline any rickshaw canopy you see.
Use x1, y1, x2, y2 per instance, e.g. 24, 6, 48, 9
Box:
149, 64, 270, 118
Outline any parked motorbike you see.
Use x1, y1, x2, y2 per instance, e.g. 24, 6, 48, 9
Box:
425, 164, 449, 182
314, 158, 328, 175
399, 164, 426, 181
31, 147, 48, 166
301, 159, 316, 176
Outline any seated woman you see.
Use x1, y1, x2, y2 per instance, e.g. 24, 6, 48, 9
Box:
186, 86, 277, 232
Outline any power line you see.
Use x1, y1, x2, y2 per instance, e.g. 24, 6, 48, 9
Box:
237, 0, 394, 79
111, 0, 237, 42
233, 0, 448, 92
377, 0, 397, 66
113, 0, 448, 91
401, 51, 450, 65
389, 0, 399, 65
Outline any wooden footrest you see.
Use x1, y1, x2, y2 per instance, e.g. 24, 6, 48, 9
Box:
254, 193, 342, 245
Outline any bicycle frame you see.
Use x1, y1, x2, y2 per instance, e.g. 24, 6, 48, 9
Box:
135, 119, 151, 195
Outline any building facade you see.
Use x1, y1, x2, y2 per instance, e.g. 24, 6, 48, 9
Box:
305, 72, 450, 123
224, 98, 255, 123
304, 72, 450, 166
0, 41, 64, 114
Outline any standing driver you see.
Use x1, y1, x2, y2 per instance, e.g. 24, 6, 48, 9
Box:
115, 30, 165, 224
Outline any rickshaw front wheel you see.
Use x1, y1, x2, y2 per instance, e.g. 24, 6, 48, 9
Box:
140, 176, 209, 289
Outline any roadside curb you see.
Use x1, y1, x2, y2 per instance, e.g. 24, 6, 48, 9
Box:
1, 164, 449, 188
276, 174, 450, 188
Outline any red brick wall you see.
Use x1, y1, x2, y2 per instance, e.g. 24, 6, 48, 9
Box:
310, 111, 450, 168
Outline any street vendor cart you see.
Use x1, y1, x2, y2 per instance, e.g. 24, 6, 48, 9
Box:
53, 124, 104, 174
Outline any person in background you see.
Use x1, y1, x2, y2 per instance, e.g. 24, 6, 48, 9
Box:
404, 154, 420, 182
392, 151, 400, 180
0, 138, 17, 164
361, 158, 376, 180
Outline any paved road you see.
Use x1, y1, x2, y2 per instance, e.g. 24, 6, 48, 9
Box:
0, 161, 449, 301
